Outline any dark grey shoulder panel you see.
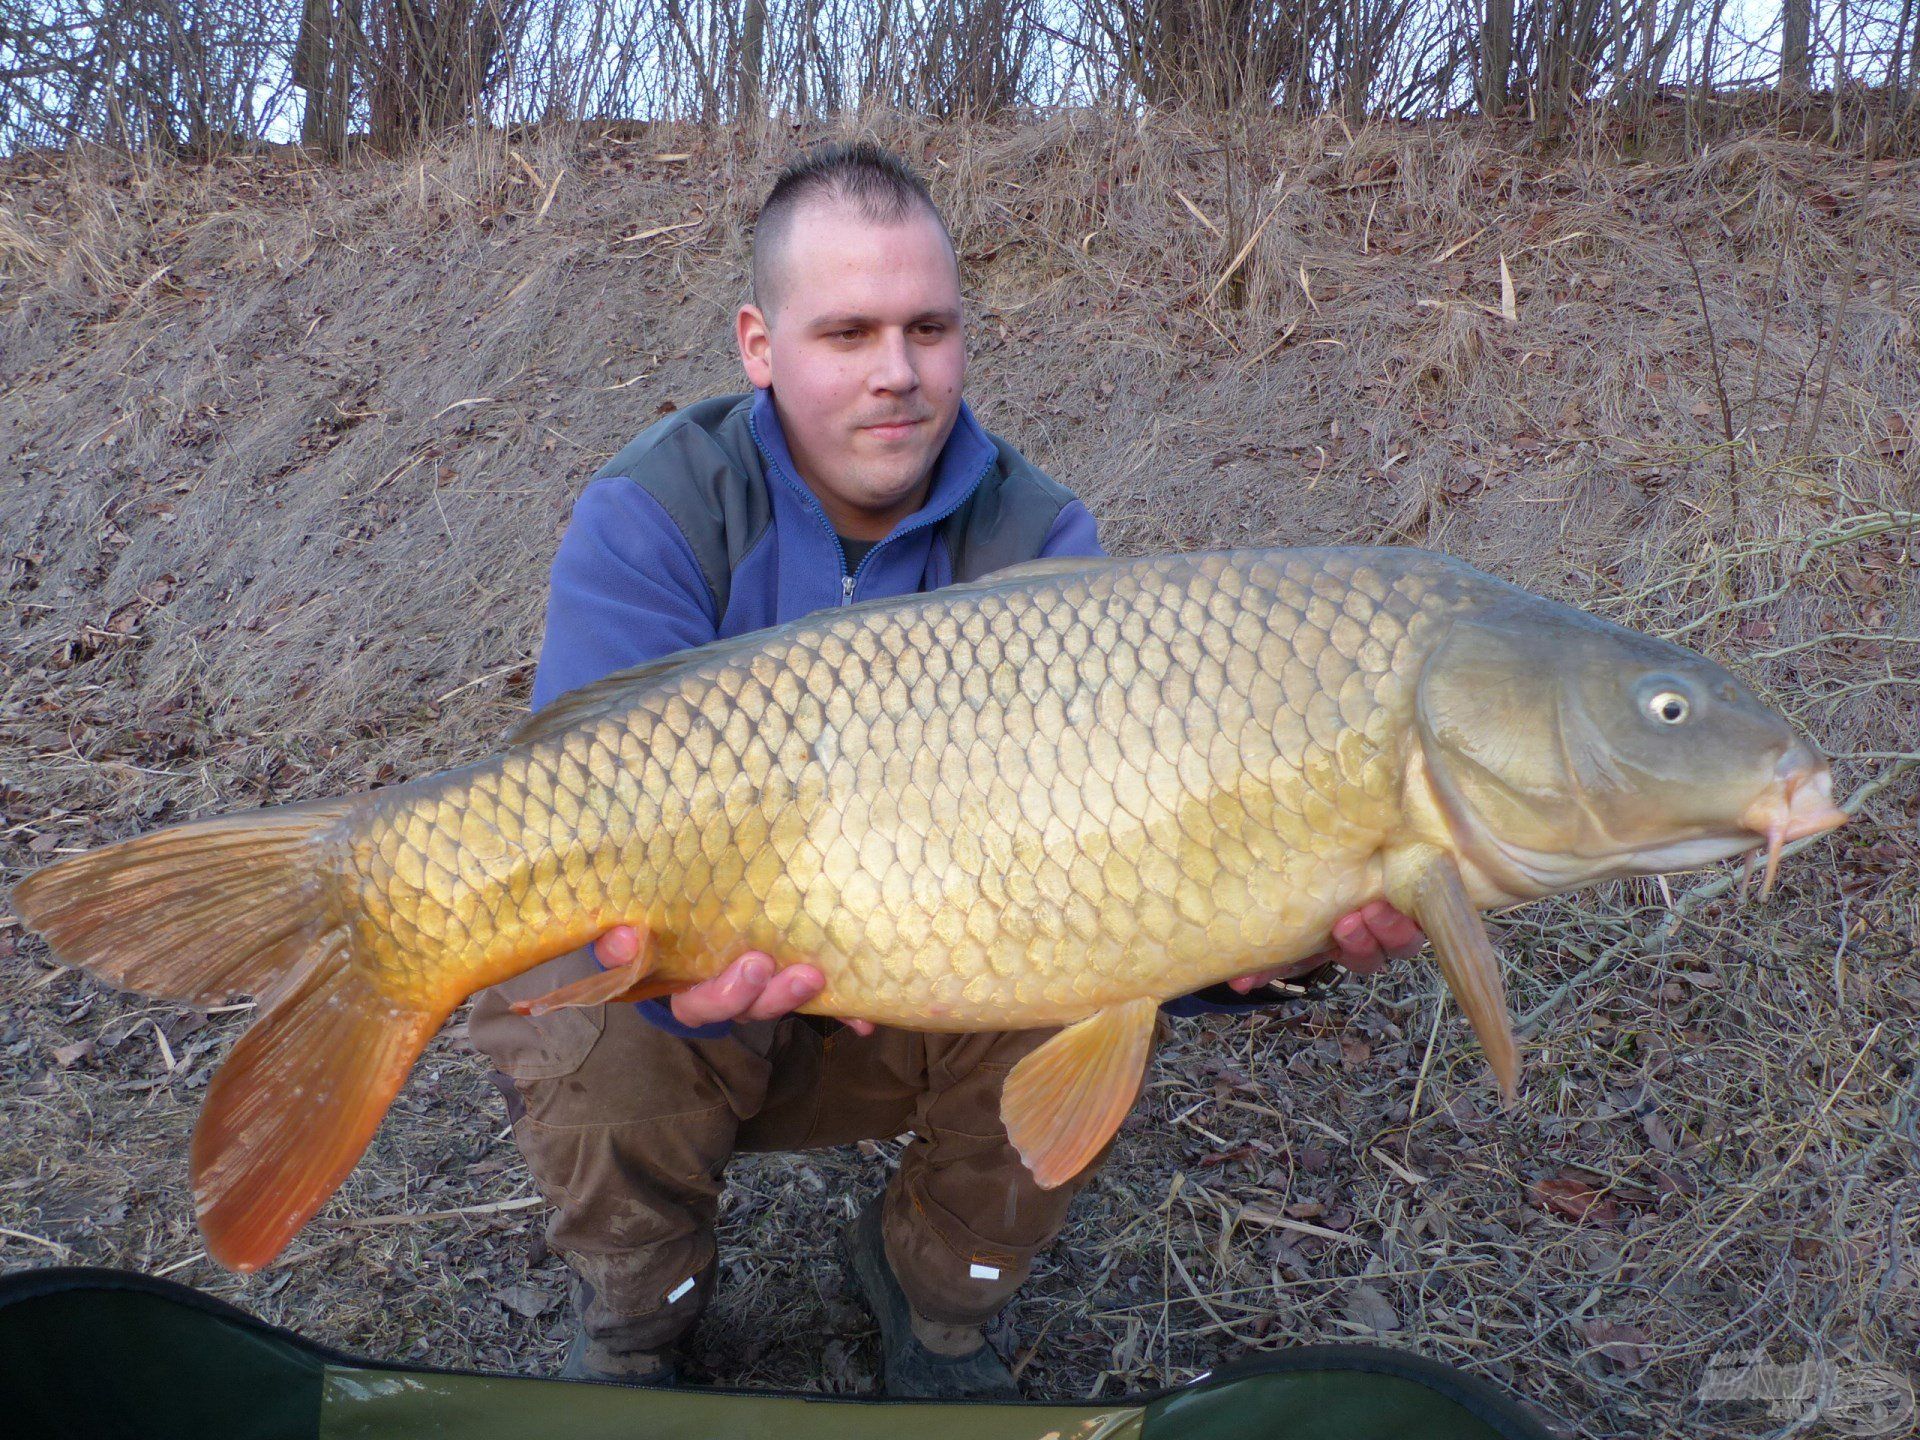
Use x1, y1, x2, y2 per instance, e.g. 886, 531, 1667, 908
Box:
942, 435, 1079, 581
591, 392, 769, 618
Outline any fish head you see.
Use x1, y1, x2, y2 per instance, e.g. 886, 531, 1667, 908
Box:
1415, 604, 1847, 899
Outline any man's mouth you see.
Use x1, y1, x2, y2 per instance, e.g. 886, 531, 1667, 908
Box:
860, 417, 924, 440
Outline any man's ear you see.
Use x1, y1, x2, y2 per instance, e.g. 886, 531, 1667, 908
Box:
737, 304, 773, 389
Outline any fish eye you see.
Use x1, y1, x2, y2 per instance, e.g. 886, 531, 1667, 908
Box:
1647, 690, 1690, 725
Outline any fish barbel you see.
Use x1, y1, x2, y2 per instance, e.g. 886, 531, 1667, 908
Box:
11, 547, 1846, 1271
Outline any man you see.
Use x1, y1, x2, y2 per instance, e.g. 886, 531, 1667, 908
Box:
471, 143, 1423, 1398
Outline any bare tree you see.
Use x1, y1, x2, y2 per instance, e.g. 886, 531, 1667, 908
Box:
296, 0, 363, 152
5, 0, 1920, 157
1783, 0, 1814, 90
1481, 0, 1514, 110
363, 0, 521, 147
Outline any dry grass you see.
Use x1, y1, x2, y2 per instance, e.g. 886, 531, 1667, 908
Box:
1, 112, 1916, 1437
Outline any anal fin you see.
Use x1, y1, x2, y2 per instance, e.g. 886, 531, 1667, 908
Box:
1001, 997, 1159, 1189
509, 930, 679, 1016
194, 953, 445, 1273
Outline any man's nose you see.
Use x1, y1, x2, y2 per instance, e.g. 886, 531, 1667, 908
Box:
869, 330, 918, 394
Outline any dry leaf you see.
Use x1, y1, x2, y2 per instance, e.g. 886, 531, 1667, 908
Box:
1641, 1112, 1677, 1154
1530, 1174, 1620, 1225
490, 1284, 556, 1319
53, 1040, 95, 1068
1579, 1319, 1653, 1371
1345, 1284, 1400, 1332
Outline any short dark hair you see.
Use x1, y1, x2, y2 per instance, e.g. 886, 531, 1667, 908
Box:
751, 142, 952, 314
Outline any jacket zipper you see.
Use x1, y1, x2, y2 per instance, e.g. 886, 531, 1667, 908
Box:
749, 407, 994, 609
838, 449, 996, 603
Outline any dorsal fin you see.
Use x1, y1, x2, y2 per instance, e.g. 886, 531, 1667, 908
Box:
507, 553, 1128, 748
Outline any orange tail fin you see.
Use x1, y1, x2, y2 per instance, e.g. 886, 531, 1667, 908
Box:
11, 797, 442, 1271
10, 797, 358, 1010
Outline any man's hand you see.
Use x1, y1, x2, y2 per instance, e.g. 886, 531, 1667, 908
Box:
592, 926, 876, 1035
1224, 900, 1425, 995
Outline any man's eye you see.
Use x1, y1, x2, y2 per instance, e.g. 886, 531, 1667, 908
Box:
830, 329, 862, 341
915, 324, 946, 338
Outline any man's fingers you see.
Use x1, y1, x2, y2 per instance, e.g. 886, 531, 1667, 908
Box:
739, 964, 826, 1022
592, 924, 642, 969
1215, 900, 1432, 999
1330, 913, 1388, 975
670, 952, 774, 1026
1361, 899, 1427, 961
661, 951, 869, 1032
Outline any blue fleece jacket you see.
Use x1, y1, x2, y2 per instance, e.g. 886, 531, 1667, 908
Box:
532, 389, 1290, 1037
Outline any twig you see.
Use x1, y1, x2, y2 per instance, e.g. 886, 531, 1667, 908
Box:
0, 1225, 73, 1257
1795, 258, 1859, 461
342, 1195, 543, 1228
1403, 983, 1449, 1138
533, 167, 566, 225
1742, 203, 1794, 446
1672, 221, 1739, 594
1430, 225, 1489, 264
1238, 1206, 1365, 1248
1785, 223, 1863, 461
1174, 190, 1223, 239
614, 218, 702, 246
1206, 176, 1287, 305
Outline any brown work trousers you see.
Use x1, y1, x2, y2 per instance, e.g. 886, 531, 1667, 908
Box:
469, 946, 1128, 1362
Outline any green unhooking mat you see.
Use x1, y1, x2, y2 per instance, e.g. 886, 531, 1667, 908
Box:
0, 1266, 1562, 1439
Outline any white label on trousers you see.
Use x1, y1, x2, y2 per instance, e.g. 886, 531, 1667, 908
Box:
968, 1263, 1001, 1281
667, 1276, 696, 1304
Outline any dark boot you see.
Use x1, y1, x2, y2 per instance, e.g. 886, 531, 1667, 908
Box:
559, 1326, 680, 1385
558, 1276, 682, 1386
842, 1196, 1020, 1400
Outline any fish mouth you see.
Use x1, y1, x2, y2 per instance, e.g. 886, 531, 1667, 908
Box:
1738, 759, 1848, 900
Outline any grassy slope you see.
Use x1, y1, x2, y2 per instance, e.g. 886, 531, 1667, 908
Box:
1, 114, 1916, 1435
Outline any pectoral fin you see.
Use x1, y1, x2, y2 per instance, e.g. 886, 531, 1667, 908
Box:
1386, 845, 1520, 1102
1001, 997, 1159, 1189
510, 931, 679, 1017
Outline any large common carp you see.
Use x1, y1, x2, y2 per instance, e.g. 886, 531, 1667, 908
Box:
12, 547, 1846, 1272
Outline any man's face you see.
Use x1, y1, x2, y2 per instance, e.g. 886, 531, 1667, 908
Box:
737, 200, 965, 540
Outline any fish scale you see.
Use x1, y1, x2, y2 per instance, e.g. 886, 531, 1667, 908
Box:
339, 548, 1462, 1025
